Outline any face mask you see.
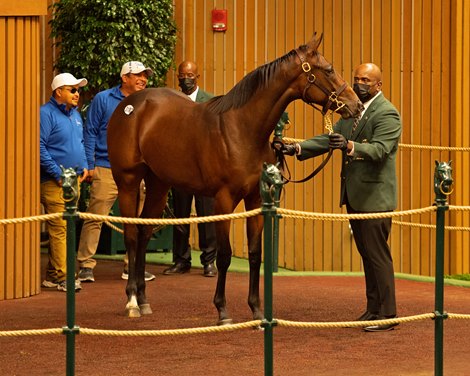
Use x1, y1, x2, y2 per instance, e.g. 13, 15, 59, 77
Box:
178, 78, 196, 94
353, 83, 372, 103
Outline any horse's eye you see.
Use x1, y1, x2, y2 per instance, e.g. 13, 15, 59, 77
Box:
326, 67, 334, 75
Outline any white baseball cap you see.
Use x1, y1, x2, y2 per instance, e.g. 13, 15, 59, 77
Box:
51, 73, 88, 91
120, 61, 154, 77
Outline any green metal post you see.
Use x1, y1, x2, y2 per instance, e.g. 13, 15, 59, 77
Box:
263, 207, 275, 376
434, 205, 446, 376
61, 167, 80, 376
433, 161, 453, 376
271, 112, 288, 273
260, 163, 282, 376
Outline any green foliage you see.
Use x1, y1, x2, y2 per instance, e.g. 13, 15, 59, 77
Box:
50, 0, 177, 98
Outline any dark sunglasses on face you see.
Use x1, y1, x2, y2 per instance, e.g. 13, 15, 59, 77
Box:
62, 87, 80, 94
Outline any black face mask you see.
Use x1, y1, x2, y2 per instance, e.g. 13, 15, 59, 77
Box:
178, 78, 196, 94
353, 83, 372, 103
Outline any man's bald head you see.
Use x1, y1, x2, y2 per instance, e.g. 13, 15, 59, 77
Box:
178, 60, 199, 76
353, 63, 382, 102
177, 60, 200, 95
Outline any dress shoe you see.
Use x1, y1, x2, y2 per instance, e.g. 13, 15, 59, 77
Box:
163, 263, 191, 275
203, 262, 217, 277
356, 311, 379, 322
363, 316, 399, 332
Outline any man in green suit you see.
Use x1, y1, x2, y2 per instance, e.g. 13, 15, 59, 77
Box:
283, 63, 402, 332
163, 60, 218, 277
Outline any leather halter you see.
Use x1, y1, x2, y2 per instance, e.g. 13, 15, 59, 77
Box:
295, 49, 347, 115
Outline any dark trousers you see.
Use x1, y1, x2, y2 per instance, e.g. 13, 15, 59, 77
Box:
347, 202, 397, 317
171, 188, 217, 266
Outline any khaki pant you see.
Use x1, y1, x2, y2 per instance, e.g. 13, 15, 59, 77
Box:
77, 167, 144, 270
40, 180, 72, 282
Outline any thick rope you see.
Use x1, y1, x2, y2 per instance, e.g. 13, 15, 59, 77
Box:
276, 313, 436, 329
79, 209, 262, 225
447, 313, 470, 320
393, 220, 470, 232
4, 312, 470, 337
0, 213, 62, 225
79, 320, 262, 336
0, 328, 63, 337
277, 206, 436, 221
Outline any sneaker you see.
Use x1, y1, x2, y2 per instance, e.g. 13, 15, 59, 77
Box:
57, 279, 82, 292
121, 271, 156, 282
41, 280, 58, 288
78, 267, 95, 282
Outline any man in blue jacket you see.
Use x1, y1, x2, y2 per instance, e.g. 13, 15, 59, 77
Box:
77, 61, 156, 283
40, 73, 88, 292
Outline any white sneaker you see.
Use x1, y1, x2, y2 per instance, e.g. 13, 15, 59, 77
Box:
41, 280, 58, 288
121, 271, 156, 281
57, 280, 82, 292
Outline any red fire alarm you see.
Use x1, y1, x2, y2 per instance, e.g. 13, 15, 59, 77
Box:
212, 9, 227, 32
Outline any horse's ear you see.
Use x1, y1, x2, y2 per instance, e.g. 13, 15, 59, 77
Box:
448, 160, 452, 166
308, 32, 323, 51
435, 160, 439, 167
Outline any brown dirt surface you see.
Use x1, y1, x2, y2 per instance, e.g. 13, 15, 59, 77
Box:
1, 254, 470, 376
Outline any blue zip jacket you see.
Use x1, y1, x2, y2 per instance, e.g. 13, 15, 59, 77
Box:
40, 97, 88, 183
83, 85, 124, 169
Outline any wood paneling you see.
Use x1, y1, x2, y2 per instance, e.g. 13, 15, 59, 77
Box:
165, 0, 469, 276
0, 0, 47, 16
449, 0, 470, 275
34, 0, 468, 277
0, 14, 42, 300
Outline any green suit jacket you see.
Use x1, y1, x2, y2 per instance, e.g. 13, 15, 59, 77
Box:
195, 88, 214, 103
297, 93, 402, 212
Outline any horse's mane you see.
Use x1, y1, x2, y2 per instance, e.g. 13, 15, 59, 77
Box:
206, 48, 302, 114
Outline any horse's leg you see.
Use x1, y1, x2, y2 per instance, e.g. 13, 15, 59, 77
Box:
244, 192, 264, 322
135, 175, 169, 315
212, 193, 239, 325
118, 187, 142, 318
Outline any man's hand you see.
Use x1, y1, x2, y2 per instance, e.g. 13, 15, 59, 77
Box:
85, 169, 95, 183
281, 143, 299, 156
328, 133, 348, 151
79, 168, 89, 183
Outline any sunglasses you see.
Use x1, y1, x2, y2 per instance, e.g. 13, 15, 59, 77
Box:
62, 87, 80, 94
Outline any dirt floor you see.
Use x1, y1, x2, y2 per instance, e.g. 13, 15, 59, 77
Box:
1, 255, 470, 376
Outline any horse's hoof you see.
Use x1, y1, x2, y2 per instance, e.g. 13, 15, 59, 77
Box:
139, 303, 152, 315
217, 318, 233, 326
126, 307, 141, 318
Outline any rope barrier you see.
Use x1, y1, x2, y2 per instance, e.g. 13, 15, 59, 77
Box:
3, 312, 469, 338
2, 205, 470, 229
277, 206, 436, 221
0, 328, 63, 337
276, 313, 436, 329
78, 209, 261, 225
0, 213, 62, 225
393, 220, 470, 232
79, 320, 262, 336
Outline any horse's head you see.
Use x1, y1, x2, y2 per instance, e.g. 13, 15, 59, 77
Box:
260, 163, 283, 206
434, 160, 454, 202
295, 33, 363, 119
60, 166, 79, 206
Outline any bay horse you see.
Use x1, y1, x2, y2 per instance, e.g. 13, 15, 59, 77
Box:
107, 33, 362, 323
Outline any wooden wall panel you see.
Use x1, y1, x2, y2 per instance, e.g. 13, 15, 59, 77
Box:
165, 0, 468, 276
35, 0, 468, 276
0, 15, 42, 300
450, 0, 470, 275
